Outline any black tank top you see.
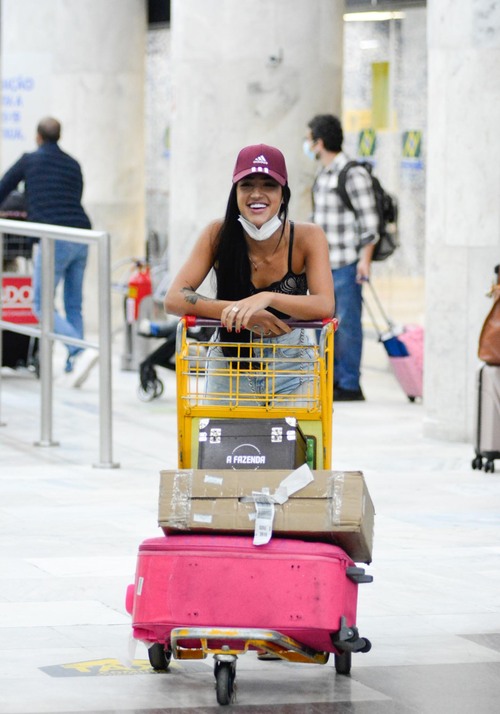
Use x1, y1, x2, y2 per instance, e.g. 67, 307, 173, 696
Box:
216, 222, 307, 365
249, 222, 308, 319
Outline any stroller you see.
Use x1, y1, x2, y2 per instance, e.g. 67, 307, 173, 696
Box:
137, 320, 214, 401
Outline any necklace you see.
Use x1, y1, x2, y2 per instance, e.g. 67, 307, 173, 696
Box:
249, 255, 266, 271
248, 234, 283, 271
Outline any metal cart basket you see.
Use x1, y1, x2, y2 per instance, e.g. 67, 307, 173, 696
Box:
174, 317, 336, 469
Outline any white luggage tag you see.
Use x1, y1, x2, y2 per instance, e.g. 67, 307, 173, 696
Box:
252, 491, 275, 546
242, 464, 314, 545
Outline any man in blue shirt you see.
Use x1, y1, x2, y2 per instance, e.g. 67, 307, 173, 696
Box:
0, 117, 97, 386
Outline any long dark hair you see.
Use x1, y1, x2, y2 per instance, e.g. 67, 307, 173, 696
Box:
213, 181, 291, 357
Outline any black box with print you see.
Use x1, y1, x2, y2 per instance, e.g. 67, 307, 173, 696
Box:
197, 418, 307, 470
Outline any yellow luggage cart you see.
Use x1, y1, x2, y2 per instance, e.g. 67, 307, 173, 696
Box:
138, 317, 373, 706
174, 317, 336, 469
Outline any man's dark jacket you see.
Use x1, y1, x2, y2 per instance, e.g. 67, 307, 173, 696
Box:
0, 142, 91, 229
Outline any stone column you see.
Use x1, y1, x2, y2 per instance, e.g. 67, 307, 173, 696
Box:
169, 0, 344, 277
1, 0, 146, 322
424, 0, 500, 440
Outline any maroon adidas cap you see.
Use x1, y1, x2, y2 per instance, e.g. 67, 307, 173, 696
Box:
232, 144, 288, 186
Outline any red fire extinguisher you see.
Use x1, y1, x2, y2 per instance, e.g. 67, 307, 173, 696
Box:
126, 262, 152, 324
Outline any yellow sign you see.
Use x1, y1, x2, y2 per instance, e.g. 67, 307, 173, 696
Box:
357, 129, 376, 157
41, 658, 157, 678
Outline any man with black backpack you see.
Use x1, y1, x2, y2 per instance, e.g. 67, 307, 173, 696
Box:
304, 114, 380, 401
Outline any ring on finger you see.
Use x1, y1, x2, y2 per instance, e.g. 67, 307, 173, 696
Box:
231, 306, 239, 313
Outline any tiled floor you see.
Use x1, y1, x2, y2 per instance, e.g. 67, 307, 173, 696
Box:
1, 331, 499, 713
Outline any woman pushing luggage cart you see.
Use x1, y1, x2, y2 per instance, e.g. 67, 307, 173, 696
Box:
126, 144, 372, 705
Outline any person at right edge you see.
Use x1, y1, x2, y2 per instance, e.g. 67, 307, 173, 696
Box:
304, 114, 379, 401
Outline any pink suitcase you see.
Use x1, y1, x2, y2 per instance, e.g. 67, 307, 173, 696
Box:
363, 281, 424, 401
127, 534, 371, 655
388, 325, 424, 401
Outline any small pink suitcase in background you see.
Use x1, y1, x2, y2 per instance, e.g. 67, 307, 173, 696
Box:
364, 281, 424, 401
387, 325, 424, 401
127, 534, 371, 658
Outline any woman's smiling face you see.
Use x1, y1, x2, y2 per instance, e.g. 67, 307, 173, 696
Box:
236, 174, 283, 227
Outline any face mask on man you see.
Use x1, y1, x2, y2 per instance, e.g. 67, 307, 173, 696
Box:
303, 138, 317, 161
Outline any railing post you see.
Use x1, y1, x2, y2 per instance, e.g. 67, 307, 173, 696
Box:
35, 237, 59, 447
95, 232, 119, 468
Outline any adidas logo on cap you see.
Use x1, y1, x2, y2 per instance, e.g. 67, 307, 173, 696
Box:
233, 144, 288, 186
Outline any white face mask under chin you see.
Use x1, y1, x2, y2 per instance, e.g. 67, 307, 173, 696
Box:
238, 213, 282, 241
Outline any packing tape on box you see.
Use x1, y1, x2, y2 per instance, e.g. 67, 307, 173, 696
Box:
164, 469, 194, 528
241, 463, 314, 545
328, 471, 345, 526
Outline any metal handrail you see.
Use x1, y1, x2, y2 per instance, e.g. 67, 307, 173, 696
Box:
0, 218, 119, 468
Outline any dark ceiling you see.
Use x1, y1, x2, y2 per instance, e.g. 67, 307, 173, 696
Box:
345, 0, 426, 11
146, 1, 427, 29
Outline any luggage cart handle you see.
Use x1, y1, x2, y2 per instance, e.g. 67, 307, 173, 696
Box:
182, 316, 337, 330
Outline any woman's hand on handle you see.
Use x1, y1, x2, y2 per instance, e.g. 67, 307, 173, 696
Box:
221, 296, 290, 336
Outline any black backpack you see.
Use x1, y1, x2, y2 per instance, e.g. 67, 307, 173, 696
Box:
336, 160, 399, 261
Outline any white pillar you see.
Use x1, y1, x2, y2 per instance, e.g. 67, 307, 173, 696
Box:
1, 0, 146, 293
424, 0, 500, 440
169, 0, 344, 276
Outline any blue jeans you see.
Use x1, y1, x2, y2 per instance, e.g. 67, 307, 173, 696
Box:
204, 329, 316, 407
33, 240, 89, 357
332, 262, 363, 391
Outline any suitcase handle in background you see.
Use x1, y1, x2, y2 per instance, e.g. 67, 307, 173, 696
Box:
361, 279, 396, 340
183, 316, 338, 331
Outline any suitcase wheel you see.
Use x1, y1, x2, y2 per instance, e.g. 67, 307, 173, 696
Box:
359, 637, 372, 653
148, 642, 172, 671
471, 455, 483, 470
214, 660, 236, 705
484, 459, 495, 473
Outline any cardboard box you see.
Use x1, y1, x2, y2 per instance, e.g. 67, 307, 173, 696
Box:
158, 469, 375, 564
197, 417, 307, 470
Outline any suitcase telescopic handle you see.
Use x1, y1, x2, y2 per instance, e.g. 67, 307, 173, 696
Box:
183, 316, 337, 330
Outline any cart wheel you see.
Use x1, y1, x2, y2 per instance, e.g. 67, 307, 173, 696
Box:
137, 378, 164, 402
148, 643, 171, 671
215, 661, 235, 705
334, 650, 352, 675
484, 460, 495, 473
471, 455, 483, 470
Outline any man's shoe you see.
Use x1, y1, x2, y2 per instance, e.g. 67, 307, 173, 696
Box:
64, 349, 83, 373
334, 386, 365, 402
68, 348, 99, 388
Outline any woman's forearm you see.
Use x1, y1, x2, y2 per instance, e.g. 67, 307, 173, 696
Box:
165, 287, 229, 319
